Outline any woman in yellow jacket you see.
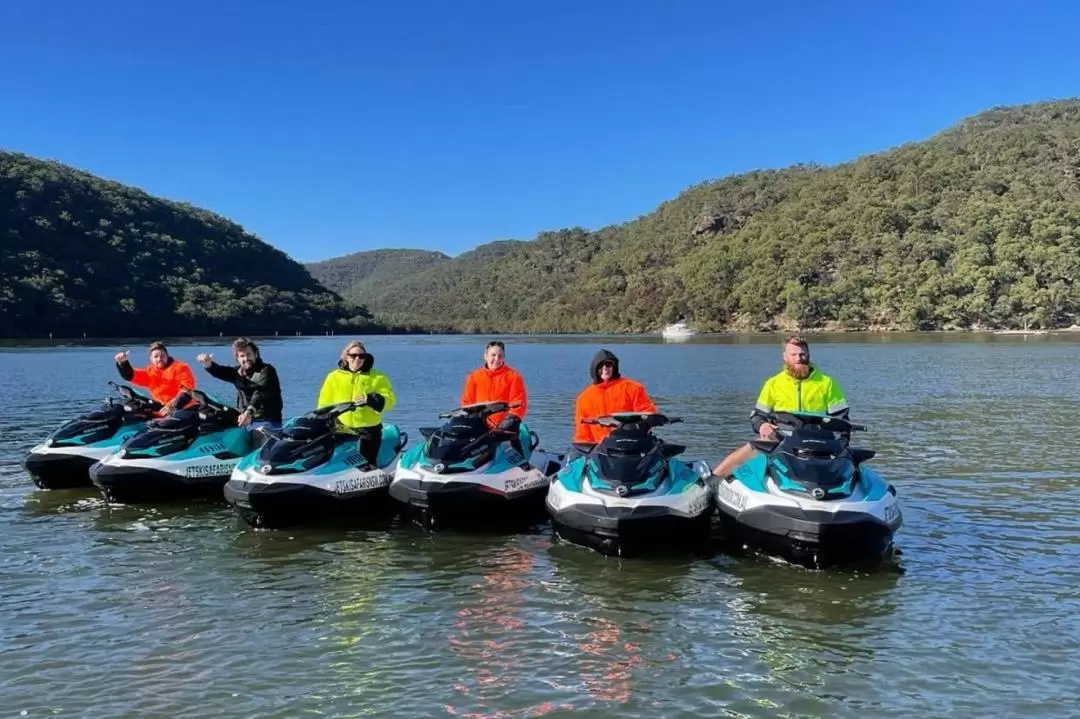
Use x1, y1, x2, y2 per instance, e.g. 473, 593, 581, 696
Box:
317, 340, 397, 463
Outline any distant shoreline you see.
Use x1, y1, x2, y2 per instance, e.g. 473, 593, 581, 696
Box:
2, 324, 1077, 344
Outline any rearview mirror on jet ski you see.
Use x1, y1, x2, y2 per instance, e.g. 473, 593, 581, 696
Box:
187, 387, 232, 412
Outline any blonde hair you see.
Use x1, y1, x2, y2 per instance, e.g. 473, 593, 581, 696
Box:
340, 340, 367, 363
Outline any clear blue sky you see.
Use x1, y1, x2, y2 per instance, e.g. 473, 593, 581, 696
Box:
2, 0, 1078, 262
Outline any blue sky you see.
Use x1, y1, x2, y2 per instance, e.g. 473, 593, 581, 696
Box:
2, 0, 1078, 262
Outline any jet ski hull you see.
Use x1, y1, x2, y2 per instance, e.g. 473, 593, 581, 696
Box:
89, 459, 237, 503
715, 503, 896, 567
224, 424, 406, 529
389, 413, 562, 530
390, 476, 551, 529
713, 460, 903, 569
225, 470, 397, 529
546, 460, 714, 557
24, 449, 102, 489
549, 501, 713, 557
24, 416, 149, 489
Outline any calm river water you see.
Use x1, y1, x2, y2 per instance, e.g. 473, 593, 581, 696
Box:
1, 333, 1077, 718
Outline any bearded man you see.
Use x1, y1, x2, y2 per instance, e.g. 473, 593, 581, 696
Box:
711, 336, 849, 478
196, 337, 284, 432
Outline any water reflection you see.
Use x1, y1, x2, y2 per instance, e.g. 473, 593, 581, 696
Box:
444, 546, 541, 717
3, 335, 1080, 718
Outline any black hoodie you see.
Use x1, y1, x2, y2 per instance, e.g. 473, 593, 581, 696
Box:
205, 358, 284, 422
590, 349, 622, 384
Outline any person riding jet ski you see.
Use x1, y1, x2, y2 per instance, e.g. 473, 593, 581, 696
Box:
712, 409, 902, 568
89, 387, 251, 503
712, 335, 848, 478
24, 382, 162, 489
547, 411, 714, 557
113, 341, 197, 414
195, 337, 284, 436
572, 349, 657, 458
709, 336, 901, 567
460, 340, 528, 448
316, 341, 397, 464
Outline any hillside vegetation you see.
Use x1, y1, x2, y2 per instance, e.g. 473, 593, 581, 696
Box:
0, 151, 381, 338
307, 248, 449, 299
314, 99, 1080, 333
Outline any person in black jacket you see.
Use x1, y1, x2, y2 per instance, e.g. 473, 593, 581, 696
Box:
195, 337, 284, 431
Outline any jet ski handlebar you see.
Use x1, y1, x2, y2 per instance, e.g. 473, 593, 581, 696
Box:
310, 400, 363, 418
178, 385, 235, 414
582, 412, 681, 428
765, 411, 866, 433
107, 381, 162, 410
438, 401, 520, 419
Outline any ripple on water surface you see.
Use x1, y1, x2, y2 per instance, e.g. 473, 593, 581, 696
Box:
1, 336, 1079, 718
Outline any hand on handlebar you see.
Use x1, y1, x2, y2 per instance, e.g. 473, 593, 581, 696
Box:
758, 422, 778, 440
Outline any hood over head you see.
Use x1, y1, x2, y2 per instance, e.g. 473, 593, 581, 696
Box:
590, 349, 621, 383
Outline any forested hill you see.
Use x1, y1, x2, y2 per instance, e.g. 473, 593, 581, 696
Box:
312, 99, 1080, 333
0, 151, 380, 339
306, 249, 450, 298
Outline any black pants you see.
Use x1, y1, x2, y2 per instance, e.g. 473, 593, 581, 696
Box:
356, 424, 383, 466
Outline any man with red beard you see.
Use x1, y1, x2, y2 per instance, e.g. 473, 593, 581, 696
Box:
712, 336, 848, 477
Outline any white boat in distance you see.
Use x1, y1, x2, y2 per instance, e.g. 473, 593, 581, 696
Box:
661, 320, 696, 339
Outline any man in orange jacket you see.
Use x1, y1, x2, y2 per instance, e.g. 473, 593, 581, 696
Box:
114, 341, 197, 413
573, 349, 657, 448
460, 340, 528, 433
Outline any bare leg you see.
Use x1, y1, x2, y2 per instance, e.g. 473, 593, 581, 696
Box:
711, 443, 758, 478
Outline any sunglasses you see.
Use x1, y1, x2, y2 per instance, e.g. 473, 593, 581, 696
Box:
599, 361, 615, 368
347, 352, 365, 359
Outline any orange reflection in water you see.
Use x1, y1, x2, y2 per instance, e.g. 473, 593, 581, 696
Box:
577, 616, 643, 704
445, 548, 573, 718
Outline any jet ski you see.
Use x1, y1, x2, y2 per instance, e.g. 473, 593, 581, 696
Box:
89, 387, 252, 503
389, 401, 564, 529
24, 382, 163, 489
546, 412, 714, 557
223, 401, 408, 529
712, 411, 903, 569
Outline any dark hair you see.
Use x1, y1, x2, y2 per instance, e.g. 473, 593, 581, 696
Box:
784, 335, 809, 350
232, 337, 259, 355
147, 341, 168, 354
485, 340, 505, 352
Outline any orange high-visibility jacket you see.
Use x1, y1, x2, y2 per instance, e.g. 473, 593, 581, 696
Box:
572, 349, 656, 444
461, 364, 528, 427
118, 358, 197, 405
